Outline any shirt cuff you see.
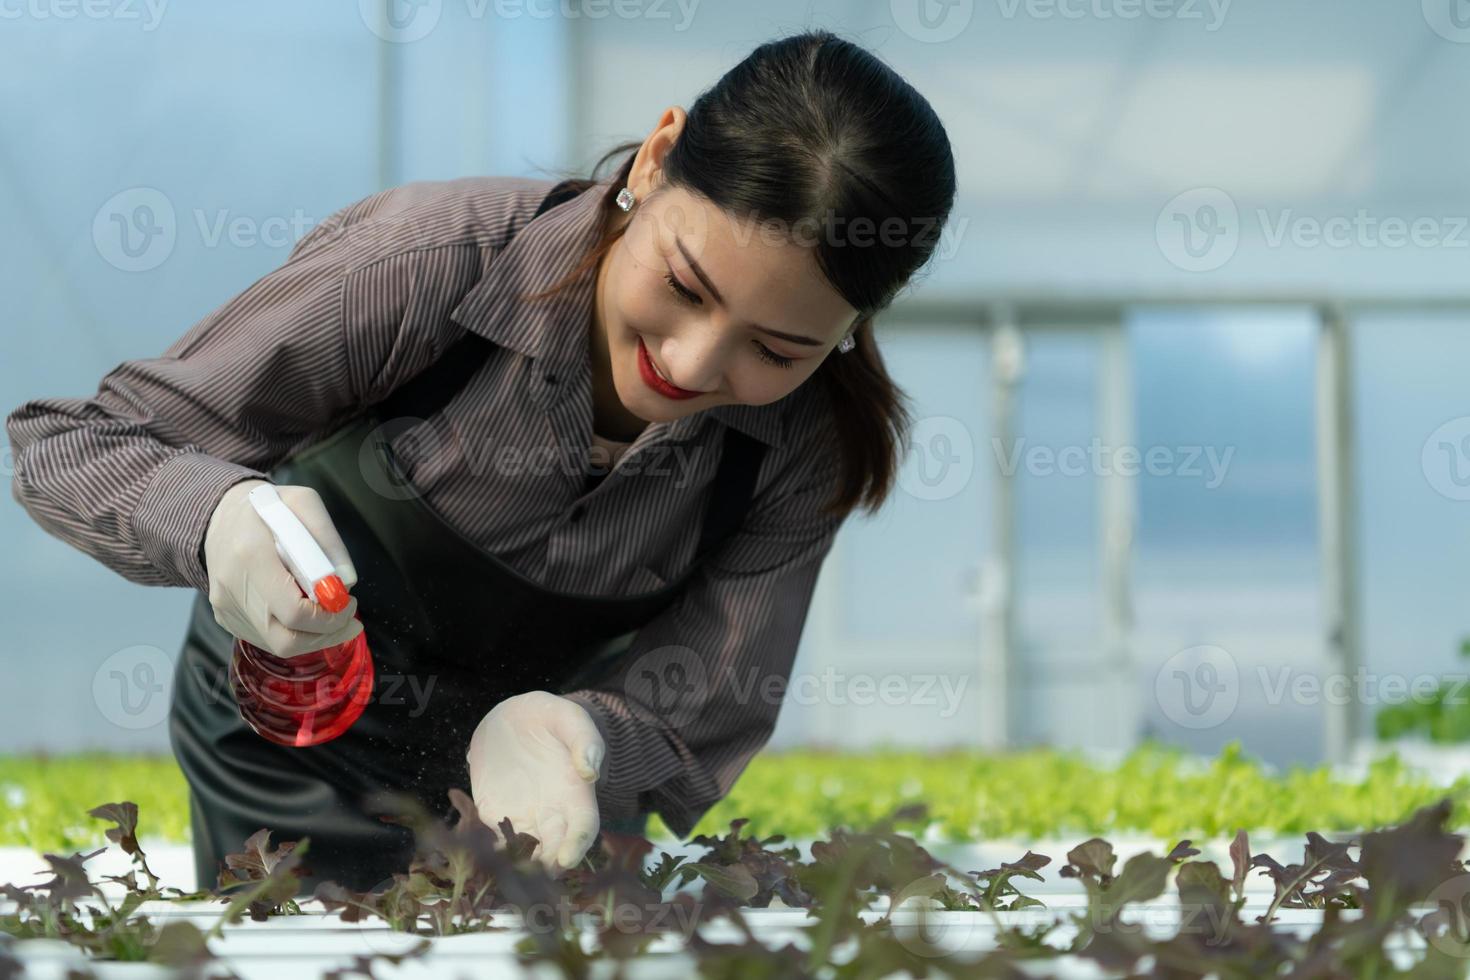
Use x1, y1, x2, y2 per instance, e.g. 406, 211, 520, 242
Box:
560, 691, 643, 824
131, 451, 269, 592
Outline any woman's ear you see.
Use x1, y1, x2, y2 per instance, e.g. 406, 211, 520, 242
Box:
631, 107, 685, 197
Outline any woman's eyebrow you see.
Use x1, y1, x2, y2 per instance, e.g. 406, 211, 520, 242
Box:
673, 235, 825, 347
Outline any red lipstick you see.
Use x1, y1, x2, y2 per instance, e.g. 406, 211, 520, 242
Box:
638, 336, 703, 400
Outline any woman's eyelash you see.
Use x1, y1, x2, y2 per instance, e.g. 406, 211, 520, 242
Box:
663, 270, 795, 369
663, 271, 700, 305
754, 343, 794, 369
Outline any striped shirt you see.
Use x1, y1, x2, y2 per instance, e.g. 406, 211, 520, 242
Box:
5, 173, 846, 836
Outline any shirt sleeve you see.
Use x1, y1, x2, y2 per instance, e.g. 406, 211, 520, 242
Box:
4, 187, 457, 593
561, 426, 845, 837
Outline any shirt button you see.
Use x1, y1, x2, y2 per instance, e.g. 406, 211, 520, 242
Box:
569, 503, 586, 523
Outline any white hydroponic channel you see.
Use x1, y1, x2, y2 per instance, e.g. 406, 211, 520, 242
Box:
0, 832, 1444, 979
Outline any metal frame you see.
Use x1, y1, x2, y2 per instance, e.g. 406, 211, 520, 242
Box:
1315, 307, 1362, 764
1098, 318, 1139, 751
803, 294, 1375, 761
977, 309, 1022, 748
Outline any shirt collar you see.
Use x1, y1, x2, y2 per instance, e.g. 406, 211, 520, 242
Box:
449, 176, 786, 450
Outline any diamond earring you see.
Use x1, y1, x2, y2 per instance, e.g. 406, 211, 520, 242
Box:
837, 332, 855, 353
615, 187, 636, 212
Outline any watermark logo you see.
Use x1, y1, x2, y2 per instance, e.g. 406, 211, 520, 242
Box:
890, 0, 974, 43
1423, 0, 1470, 42
624, 645, 711, 729
359, 0, 442, 42
1157, 187, 1239, 272
889, 887, 979, 957
93, 187, 176, 272
1159, 190, 1469, 272
1422, 873, 1470, 956
93, 644, 173, 729
898, 415, 974, 501
1422, 417, 1470, 501
1155, 644, 1238, 730
92, 188, 325, 271
358, 416, 444, 502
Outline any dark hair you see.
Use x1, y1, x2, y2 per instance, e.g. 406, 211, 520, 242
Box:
528, 29, 956, 521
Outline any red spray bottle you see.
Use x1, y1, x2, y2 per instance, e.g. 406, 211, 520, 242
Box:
228, 484, 375, 747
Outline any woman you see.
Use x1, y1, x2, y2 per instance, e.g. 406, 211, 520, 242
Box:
6, 29, 956, 893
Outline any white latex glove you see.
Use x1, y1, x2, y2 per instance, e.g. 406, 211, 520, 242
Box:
466, 690, 604, 874
202, 478, 363, 658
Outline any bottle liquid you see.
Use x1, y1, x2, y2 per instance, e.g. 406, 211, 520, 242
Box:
228, 484, 375, 748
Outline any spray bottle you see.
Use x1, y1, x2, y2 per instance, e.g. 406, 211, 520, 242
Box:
228, 484, 375, 748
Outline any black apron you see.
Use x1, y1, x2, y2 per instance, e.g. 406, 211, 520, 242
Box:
166, 181, 768, 895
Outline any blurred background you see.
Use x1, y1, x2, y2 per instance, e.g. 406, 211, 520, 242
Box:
3, 1, 1468, 773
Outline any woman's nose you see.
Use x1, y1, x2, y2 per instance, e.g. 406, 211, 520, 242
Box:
661, 340, 724, 393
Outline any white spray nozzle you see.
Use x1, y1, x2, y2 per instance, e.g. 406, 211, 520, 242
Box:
247, 483, 338, 604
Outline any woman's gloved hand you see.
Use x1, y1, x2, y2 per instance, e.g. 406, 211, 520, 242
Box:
202, 478, 363, 658
466, 690, 604, 874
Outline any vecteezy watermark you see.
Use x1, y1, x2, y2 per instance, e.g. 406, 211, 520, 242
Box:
518, 894, 705, 938
1156, 644, 1467, 731
1256, 209, 1470, 251
92, 187, 320, 272
991, 437, 1235, 488
1422, 417, 1470, 501
1, 441, 14, 480
357, 0, 700, 43
1258, 666, 1461, 709
185, 660, 441, 718
1158, 187, 1470, 272
357, 416, 704, 503
890, 893, 1238, 959
484, 442, 701, 485
898, 415, 975, 502
720, 209, 968, 264
93, 644, 173, 730
624, 646, 972, 726
892, 0, 1230, 43
334, 875, 711, 955
993, 0, 1230, 29
769, 667, 970, 717
1156, 188, 1240, 273
0, 0, 169, 30
1423, 0, 1470, 43
1155, 644, 1239, 730
619, 195, 967, 290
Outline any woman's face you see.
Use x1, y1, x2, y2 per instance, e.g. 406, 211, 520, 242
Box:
590, 172, 860, 435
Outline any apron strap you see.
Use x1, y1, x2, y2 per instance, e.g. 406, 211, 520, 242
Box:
691, 427, 763, 565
